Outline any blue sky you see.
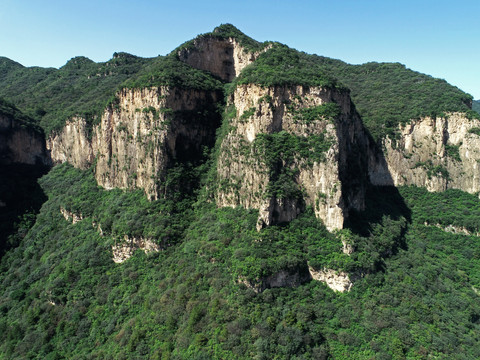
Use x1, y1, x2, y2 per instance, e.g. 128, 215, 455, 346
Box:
1, 0, 479, 98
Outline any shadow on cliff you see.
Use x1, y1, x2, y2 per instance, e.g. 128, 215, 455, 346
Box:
0, 164, 48, 258
344, 129, 412, 252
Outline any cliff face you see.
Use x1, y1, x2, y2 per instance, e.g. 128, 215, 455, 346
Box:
0, 113, 49, 166
370, 113, 480, 193
48, 87, 221, 199
215, 84, 370, 231
46, 117, 93, 169
177, 37, 268, 81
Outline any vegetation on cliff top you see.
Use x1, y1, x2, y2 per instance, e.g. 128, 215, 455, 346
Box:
173, 23, 270, 55
0, 97, 43, 133
0, 53, 221, 135
234, 44, 344, 90
123, 56, 222, 91
1, 25, 475, 142
313, 57, 478, 142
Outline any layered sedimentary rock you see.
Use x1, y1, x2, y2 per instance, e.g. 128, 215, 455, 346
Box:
48, 87, 220, 199
46, 117, 93, 169
370, 113, 480, 193
0, 113, 49, 166
216, 84, 370, 231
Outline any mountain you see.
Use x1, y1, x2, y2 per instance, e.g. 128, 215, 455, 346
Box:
0, 24, 480, 359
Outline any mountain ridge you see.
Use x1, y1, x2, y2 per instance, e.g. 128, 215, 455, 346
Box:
1, 24, 480, 359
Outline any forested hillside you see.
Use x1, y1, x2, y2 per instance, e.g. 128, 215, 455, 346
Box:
1, 25, 480, 359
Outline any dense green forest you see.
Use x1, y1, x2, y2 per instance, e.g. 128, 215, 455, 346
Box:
1, 164, 479, 359
1, 24, 480, 359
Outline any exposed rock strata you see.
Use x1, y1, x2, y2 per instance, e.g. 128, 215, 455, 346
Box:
48, 87, 220, 199
177, 36, 269, 81
216, 84, 370, 231
47, 118, 93, 170
424, 222, 479, 236
308, 266, 354, 292
370, 113, 480, 193
112, 236, 161, 264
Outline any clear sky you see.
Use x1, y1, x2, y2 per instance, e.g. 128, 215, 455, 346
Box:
1, 0, 479, 98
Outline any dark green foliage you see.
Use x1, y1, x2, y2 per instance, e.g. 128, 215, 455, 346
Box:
0, 97, 42, 133
468, 126, 480, 136
312, 58, 478, 142
2, 165, 480, 358
209, 24, 268, 52
239, 106, 256, 121
40, 163, 194, 243
0, 54, 149, 135
0, 54, 221, 136
0, 164, 47, 256
123, 56, 222, 91
253, 131, 333, 199
399, 186, 480, 233
445, 143, 461, 161
234, 44, 344, 89
290, 103, 341, 124
414, 160, 450, 180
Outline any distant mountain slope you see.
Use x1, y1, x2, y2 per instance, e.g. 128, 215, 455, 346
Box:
0, 25, 476, 141
0, 53, 149, 134
473, 99, 480, 114
316, 58, 476, 141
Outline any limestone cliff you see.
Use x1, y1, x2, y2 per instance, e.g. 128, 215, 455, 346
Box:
215, 84, 370, 231
48, 87, 221, 199
46, 117, 94, 169
0, 112, 49, 166
370, 113, 480, 193
177, 35, 269, 81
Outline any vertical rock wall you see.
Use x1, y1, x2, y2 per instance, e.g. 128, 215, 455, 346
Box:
0, 113, 49, 166
177, 37, 269, 81
369, 113, 480, 193
215, 84, 369, 231
47, 87, 221, 199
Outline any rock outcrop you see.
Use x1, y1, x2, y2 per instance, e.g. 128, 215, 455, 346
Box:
308, 266, 354, 292
112, 235, 161, 264
60, 207, 84, 224
0, 113, 49, 166
370, 113, 480, 193
177, 35, 269, 81
48, 87, 221, 199
239, 264, 357, 293
46, 117, 93, 170
216, 84, 370, 231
